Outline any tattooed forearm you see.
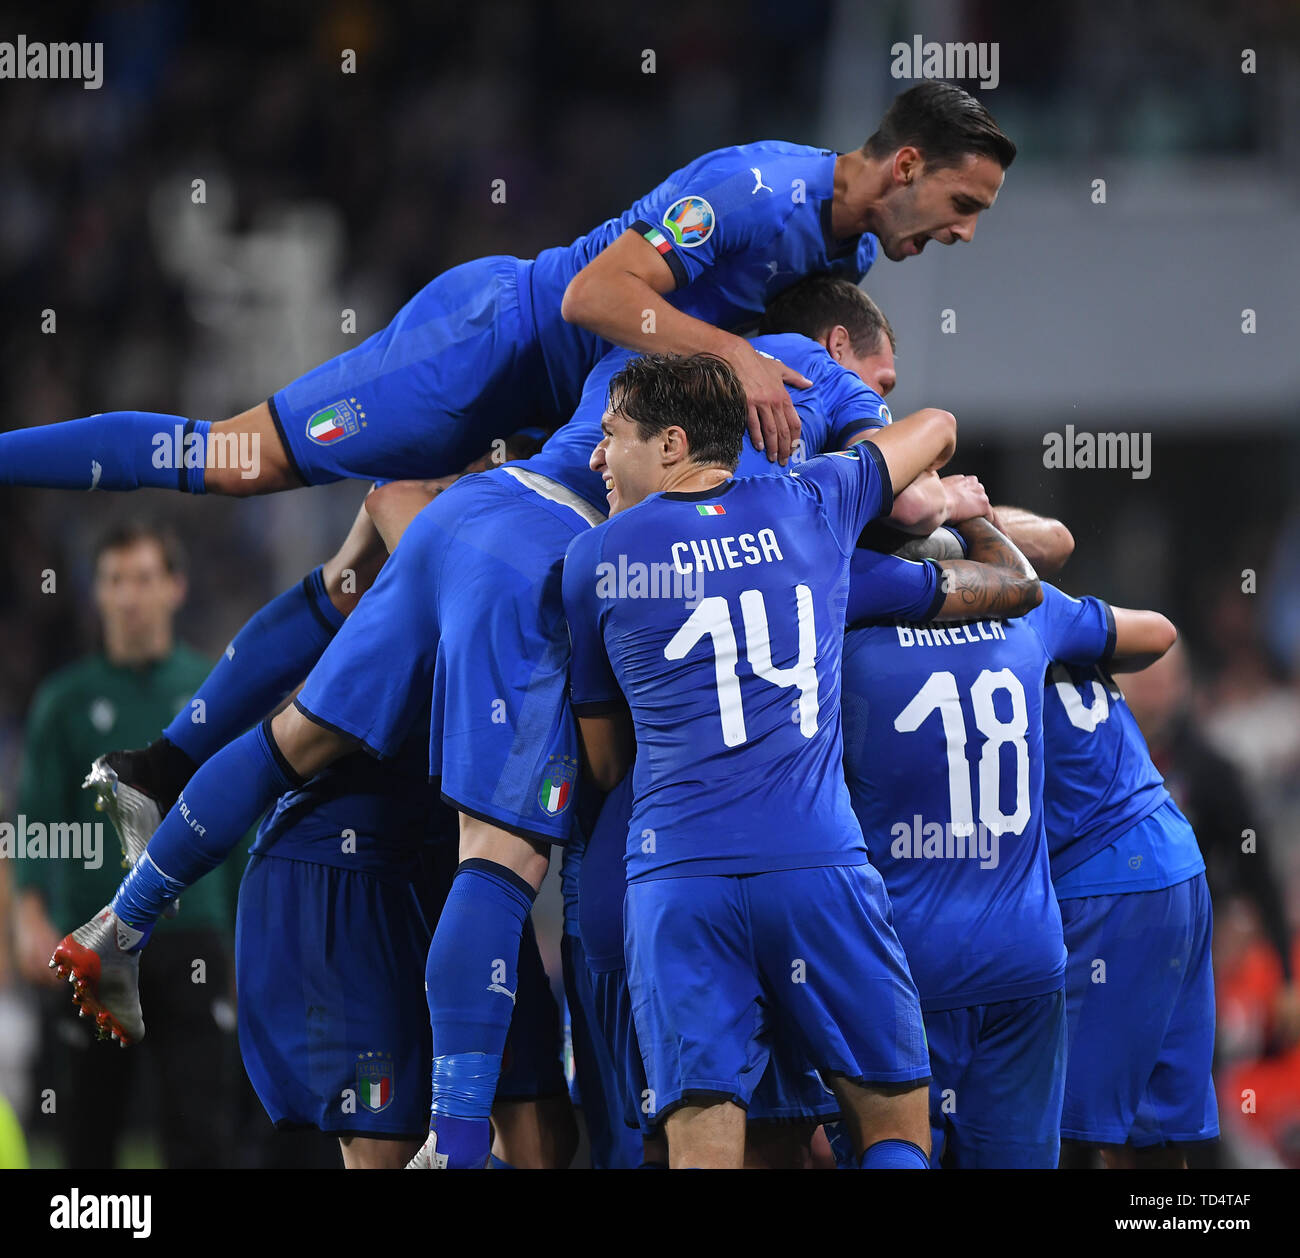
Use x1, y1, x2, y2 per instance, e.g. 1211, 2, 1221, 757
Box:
934, 519, 1041, 621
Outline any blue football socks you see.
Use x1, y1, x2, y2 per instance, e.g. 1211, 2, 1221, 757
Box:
424, 859, 537, 1168
0, 412, 210, 492
111, 720, 301, 946
163, 566, 345, 765
859, 1138, 931, 1170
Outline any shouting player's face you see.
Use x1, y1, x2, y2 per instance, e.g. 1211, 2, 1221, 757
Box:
876, 150, 1004, 262
591, 406, 670, 516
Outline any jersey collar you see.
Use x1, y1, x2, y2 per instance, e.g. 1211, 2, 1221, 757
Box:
660, 479, 739, 502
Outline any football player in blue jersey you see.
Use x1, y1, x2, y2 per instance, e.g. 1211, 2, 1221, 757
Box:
52, 328, 962, 1172
1041, 630, 1218, 1168
59, 84, 1015, 867
840, 526, 1184, 1168
562, 353, 966, 1169
561, 276, 1047, 1167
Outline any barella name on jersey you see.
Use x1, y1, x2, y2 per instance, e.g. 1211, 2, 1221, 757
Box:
894, 620, 1007, 648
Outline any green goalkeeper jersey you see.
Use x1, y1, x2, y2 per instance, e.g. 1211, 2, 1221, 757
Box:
11, 645, 246, 934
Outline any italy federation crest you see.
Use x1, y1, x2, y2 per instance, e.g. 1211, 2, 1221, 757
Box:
538, 754, 578, 816
306, 398, 363, 446
356, 1051, 394, 1113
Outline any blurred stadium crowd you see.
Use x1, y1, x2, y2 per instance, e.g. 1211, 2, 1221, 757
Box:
0, 0, 1296, 1167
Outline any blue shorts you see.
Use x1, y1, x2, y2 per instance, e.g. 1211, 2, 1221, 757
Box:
595, 960, 841, 1136
269, 256, 555, 485
583, 779, 840, 1129
236, 853, 435, 1137
923, 990, 1066, 1168
296, 468, 602, 844
236, 845, 561, 1136
1059, 873, 1218, 1147
561, 934, 642, 1167
625, 864, 927, 1127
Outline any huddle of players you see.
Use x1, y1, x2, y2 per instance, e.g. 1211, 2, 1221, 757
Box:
19, 81, 1215, 1168
554, 329, 1215, 1171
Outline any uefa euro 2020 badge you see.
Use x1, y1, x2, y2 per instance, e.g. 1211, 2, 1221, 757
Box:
539, 755, 578, 817
356, 1051, 394, 1113
662, 196, 715, 248
306, 398, 365, 446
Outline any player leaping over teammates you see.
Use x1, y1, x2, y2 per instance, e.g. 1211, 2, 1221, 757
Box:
40, 85, 1014, 846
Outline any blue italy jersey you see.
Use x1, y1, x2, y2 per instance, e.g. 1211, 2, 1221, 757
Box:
563, 445, 893, 882
528, 332, 891, 509
735, 333, 891, 478
530, 143, 878, 415
517, 347, 626, 511
840, 585, 1116, 1011
1038, 656, 1171, 882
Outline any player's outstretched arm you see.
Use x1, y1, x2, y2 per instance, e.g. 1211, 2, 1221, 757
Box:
1107, 607, 1178, 672
861, 408, 957, 496
562, 231, 809, 464
988, 502, 1075, 577
932, 518, 1042, 621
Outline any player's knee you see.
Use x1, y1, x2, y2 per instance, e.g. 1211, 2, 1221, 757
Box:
457, 818, 550, 891
269, 704, 351, 780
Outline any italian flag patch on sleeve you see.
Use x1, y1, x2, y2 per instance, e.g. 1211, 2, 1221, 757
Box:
642, 225, 673, 256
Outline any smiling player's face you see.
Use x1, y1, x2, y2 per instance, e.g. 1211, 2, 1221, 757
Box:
877, 151, 1005, 261
590, 407, 666, 516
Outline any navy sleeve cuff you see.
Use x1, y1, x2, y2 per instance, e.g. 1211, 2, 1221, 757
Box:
858, 439, 894, 517
630, 218, 688, 290
831, 415, 886, 449
920, 561, 947, 621
1099, 601, 1117, 664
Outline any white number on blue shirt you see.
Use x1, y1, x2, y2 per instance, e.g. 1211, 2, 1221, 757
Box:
664, 587, 819, 748
1049, 663, 1122, 733
893, 668, 1031, 835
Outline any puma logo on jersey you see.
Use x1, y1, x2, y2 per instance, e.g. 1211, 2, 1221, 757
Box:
88, 460, 102, 491
486, 982, 517, 1005
750, 167, 773, 194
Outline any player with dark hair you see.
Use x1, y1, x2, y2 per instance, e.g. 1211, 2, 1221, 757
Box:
563, 353, 960, 1167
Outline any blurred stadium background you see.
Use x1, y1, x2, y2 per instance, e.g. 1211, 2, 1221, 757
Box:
0, 0, 1296, 1167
